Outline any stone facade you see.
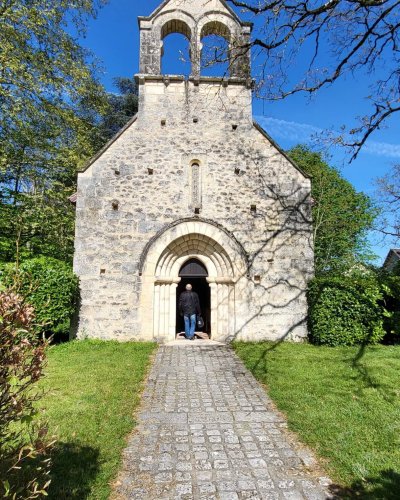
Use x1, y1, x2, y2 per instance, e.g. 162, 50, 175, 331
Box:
73, 0, 314, 343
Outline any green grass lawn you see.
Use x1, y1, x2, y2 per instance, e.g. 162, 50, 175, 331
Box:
234, 342, 400, 499
39, 340, 156, 500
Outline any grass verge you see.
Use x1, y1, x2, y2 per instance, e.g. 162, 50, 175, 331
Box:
234, 341, 400, 499
39, 340, 156, 499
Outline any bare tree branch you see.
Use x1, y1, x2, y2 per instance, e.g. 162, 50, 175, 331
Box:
226, 0, 400, 159
375, 164, 400, 242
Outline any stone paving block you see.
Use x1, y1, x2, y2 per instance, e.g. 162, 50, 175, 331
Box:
114, 346, 331, 499
283, 491, 306, 499
217, 481, 237, 491
257, 479, 275, 490
198, 482, 216, 494
219, 493, 239, 500
175, 483, 192, 496
197, 471, 213, 481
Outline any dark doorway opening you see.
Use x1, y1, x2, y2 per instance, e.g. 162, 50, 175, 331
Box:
176, 259, 211, 337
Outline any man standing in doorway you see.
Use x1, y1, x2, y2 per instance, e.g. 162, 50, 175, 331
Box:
179, 284, 201, 340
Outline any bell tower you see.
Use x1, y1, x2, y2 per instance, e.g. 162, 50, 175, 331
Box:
135, 0, 254, 130
137, 0, 252, 79
72, 0, 314, 344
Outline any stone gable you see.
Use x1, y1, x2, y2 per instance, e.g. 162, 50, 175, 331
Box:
72, 0, 314, 342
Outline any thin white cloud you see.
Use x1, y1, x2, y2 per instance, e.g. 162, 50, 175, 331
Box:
255, 116, 400, 159
363, 141, 400, 159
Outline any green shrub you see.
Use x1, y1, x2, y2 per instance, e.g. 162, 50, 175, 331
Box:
308, 272, 386, 346
379, 271, 400, 343
0, 257, 79, 336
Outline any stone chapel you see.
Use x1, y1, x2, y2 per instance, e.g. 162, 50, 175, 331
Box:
72, 0, 315, 343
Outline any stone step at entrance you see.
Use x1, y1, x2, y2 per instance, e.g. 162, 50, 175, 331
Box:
176, 331, 210, 340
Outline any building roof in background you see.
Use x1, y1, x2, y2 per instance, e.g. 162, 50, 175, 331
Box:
383, 249, 400, 271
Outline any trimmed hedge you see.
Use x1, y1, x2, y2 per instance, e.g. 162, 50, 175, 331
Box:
0, 257, 79, 336
308, 272, 386, 346
379, 271, 400, 342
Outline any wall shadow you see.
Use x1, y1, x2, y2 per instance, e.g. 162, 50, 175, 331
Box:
329, 469, 400, 499
48, 442, 100, 499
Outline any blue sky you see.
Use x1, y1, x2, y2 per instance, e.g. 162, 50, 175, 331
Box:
79, 0, 400, 263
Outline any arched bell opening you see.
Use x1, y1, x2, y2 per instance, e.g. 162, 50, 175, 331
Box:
200, 21, 231, 77
176, 258, 211, 337
161, 19, 192, 76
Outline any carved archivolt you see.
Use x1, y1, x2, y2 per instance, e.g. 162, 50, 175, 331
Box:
139, 220, 248, 341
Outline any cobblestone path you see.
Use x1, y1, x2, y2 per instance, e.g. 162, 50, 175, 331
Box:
114, 345, 332, 500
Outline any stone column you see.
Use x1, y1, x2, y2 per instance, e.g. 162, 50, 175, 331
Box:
153, 283, 161, 338
159, 284, 166, 336
217, 284, 224, 338
228, 284, 236, 335
230, 29, 251, 79
208, 281, 218, 338
168, 282, 179, 341
139, 29, 162, 75
191, 29, 201, 78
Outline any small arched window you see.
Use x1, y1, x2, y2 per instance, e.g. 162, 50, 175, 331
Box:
200, 21, 231, 77
191, 161, 201, 208
161, 20, 192, 76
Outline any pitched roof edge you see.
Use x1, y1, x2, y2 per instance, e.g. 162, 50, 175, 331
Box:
383, 249, 400, 269
78, 114, 138, 174
252, 121, 311, 179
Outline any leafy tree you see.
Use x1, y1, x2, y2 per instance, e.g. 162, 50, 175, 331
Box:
0, 0, 107, 136
226, 0, 399, 159
287, 146, 377, 273
95, 77, 139, 145
0, 0, 109, 264
375, 164, 400, 242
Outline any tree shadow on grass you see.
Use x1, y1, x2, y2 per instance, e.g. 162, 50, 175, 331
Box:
349, 343, 398, 404
329, 469, 400, 499
351, 343, 380, 390
48, 442, 100, 499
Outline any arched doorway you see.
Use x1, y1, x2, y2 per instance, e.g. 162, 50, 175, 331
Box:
139, 220, 248, 342
176, 259, 211, 336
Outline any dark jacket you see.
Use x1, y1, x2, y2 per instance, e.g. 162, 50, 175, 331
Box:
179, 290, 201, 316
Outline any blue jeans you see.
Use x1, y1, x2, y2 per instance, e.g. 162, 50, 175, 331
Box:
184, 314, 196, 339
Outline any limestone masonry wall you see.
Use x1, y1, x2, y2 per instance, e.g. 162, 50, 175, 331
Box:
73, 76, 314, 342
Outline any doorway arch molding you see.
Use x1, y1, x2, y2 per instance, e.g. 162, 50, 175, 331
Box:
139, 217, 248, 275
139, 219, 248, 341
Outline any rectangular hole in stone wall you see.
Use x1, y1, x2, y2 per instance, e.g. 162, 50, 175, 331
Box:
148, 168, 154, 175
100, 269, 106, 275
250, 204, 257, 213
